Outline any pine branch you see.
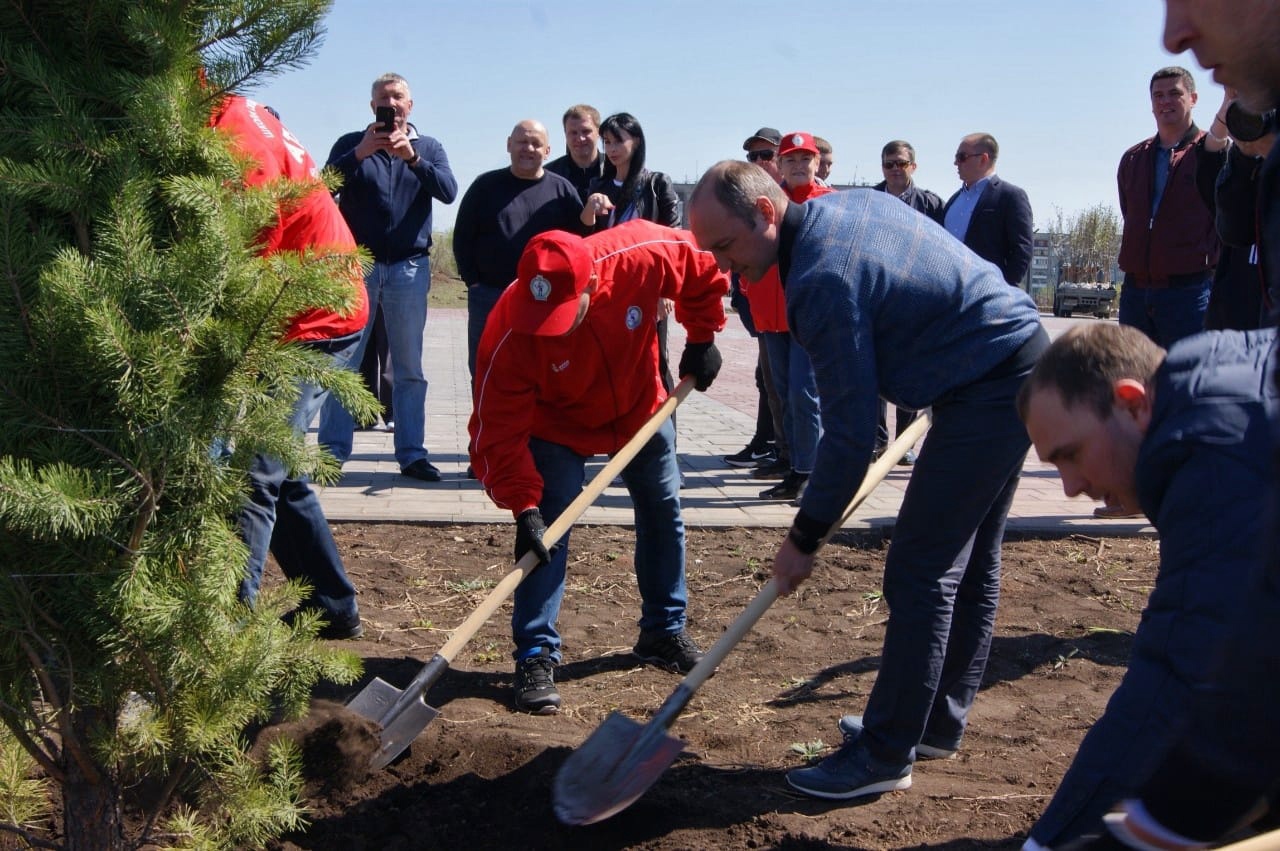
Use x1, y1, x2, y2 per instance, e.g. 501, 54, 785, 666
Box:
15, 638, 73, 784
0, 821, 60, 851
0, 701, 60, 783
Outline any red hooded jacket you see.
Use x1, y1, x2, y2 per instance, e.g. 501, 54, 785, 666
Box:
469, 220, 728, 514
210, 95, 368, 341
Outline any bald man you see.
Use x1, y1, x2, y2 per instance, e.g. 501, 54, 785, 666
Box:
453, 119, 586, 379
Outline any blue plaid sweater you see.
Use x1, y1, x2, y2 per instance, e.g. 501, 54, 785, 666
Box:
781, 189, 1043, 526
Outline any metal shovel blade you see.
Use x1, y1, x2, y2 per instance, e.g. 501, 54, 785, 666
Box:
346, 675, 441, 770
345, 676, 403, 722
552, 711, 686, 826
369, 696, 439, 770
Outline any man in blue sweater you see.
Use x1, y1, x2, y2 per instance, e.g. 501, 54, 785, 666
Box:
689, 160, 1047, 800
318, 72, 457, 482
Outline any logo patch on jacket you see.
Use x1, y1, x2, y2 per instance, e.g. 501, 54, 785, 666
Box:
551, 360, 570, 373
530, 275, 552, 301
625, 306, 643, 330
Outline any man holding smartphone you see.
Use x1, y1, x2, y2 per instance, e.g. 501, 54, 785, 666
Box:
318, 72, 457, 482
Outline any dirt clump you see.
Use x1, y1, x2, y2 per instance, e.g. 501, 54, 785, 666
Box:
253, 700, 381, 796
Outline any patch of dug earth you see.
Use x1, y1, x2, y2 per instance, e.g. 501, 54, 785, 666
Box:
266, 524, 1156, 851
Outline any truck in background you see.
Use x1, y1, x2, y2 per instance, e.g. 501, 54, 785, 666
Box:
1052, 281, 1116, 318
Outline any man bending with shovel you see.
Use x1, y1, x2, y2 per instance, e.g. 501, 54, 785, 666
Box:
469, 220, 729, 714
688, 161, 1047, 800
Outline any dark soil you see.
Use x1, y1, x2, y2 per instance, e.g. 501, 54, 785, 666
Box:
261, 523, 1156, 851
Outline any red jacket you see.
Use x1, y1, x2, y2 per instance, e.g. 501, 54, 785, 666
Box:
1117, 128, 1220, 285
210, 96, 368, 341
743, 182, 834, 332
469, 220, 728, 514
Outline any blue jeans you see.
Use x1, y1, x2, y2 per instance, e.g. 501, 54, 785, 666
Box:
466, 283, 505, 381
858, 364, 1032, 764
319, 256, 430, 467
237, 334, 361, 624
762, 331, 821, 473
512, 419, 687, 661
1118, 274, 1210, 349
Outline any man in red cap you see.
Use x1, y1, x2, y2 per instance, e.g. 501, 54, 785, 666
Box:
469, 220, 729, 713
742, 132, 833, 501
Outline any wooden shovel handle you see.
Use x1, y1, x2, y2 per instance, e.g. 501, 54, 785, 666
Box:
436, 377, 696, 663
672, 410, 932, 698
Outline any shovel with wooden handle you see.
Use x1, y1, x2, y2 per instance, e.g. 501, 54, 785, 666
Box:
552, 410, 932, 825
348, 377, 696, 770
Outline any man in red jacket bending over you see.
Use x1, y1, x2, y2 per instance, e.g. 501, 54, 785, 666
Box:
469, 220, 728, 713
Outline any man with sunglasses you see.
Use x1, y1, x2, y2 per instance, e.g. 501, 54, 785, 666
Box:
943, 133, 1034, 287
743, 126, 783, 183
874, 140, 944, 224
725, 126, 791, 476
871, 140, 945, 465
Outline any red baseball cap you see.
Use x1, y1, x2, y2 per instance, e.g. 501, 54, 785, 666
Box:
777, 131, 819, 158
511, 231, 595, 336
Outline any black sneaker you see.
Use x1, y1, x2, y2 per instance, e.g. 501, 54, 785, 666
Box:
750, 457, 790, 479
318, 617, 364, 640
632, 630, 704, 674
725, 441, 775, 468
401, 459, 442, 482
514, 649, 560, 714
760, 471, 808, 500
284, 608, 364, 640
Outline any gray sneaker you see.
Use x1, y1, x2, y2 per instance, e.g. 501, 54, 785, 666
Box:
786, 739, 912, 800
837, 714, 958, 760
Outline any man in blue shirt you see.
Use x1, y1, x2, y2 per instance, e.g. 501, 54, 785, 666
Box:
317, 72, 458, 482
688, 160, 1047, 801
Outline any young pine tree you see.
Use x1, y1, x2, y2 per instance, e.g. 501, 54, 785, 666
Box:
0, 2, 376, 848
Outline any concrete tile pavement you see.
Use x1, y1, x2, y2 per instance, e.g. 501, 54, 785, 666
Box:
315, 308, 1154, 537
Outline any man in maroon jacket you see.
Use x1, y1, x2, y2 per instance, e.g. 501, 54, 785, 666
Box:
1116, 66, 1220, 350
469, 221, 727, 713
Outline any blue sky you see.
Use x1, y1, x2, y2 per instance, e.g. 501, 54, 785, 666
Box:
247, 0, 1210, 232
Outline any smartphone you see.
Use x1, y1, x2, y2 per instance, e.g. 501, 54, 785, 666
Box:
375, 105, 396, 133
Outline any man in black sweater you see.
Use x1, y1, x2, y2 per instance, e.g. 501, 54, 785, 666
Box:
453, 119, 585, 379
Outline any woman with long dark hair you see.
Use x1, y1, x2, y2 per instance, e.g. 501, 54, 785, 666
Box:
580, 114, 683, 473
580, 112, 680, 230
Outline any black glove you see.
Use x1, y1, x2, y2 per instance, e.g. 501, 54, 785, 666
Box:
515, 508, 552, 566
679, 341, 722, 391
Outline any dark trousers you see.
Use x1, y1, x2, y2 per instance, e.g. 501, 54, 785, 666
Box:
876, 399, 918, 449
859, 364, 1032, 764
467, 283, 506, 382
358, 304, 394, 421
237, 334, 361, 624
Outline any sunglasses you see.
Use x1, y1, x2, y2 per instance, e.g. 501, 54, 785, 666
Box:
882, 160, 912, 170
954, 151, 984, 163
746, 149, 776, 163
